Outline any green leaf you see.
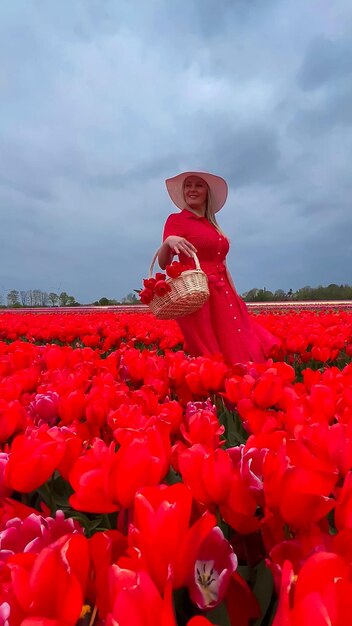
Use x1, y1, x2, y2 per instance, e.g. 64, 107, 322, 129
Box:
164, 467, 182, 485
253, 560, 275, 626
206, 602, 231, 625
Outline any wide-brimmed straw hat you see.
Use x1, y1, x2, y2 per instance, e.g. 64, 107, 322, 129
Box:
165, 171, 228, 214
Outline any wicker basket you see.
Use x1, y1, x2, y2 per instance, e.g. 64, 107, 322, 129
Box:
147, 248, 210, 319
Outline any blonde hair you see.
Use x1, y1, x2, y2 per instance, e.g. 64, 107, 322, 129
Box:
205, 189, 229, 241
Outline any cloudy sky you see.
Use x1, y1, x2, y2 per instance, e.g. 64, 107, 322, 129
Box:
1, 0, 351, 303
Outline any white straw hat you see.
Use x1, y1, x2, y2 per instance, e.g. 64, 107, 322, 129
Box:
165, 171, 228, 213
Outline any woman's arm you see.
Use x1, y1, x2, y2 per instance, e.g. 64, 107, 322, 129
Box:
158, 236, 197, 269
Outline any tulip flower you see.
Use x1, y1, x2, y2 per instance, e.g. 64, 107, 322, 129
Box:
335, 471, 352, 530
0, 603, 10, 626
177, 444, 233, 506
89, 530, 128, 617
4, 429, 65, 493
0, 400, 26, 443
28, 391, 60, 426
107, 421, 171, 508
0, 511, 82, 560
155, 280, 172, 297
130, 483, 216, 592
188, 527, 237, 610
0, 454, 11, 500
106, 566, 176, 626
273, 552, 352, 626
7, 533, 89, 625
263, 439, 337, 528
181, 403, 224, 449
69, 439, 119, 513
228, 445, 268, 506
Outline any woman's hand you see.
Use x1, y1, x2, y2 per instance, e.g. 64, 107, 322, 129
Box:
165, 236, 197, 258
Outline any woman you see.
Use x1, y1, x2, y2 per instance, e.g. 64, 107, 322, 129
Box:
158, 171, 279, 365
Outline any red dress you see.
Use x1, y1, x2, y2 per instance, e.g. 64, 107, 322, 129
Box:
163, 208, 279, 365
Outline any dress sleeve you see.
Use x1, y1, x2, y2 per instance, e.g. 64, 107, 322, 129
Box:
162, 213, 183, 241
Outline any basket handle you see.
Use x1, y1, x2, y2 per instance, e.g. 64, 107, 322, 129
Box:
149, 248, 201, 278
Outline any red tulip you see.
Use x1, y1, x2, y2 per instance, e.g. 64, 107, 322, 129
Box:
335, 471, 352, 530
219, 470, 259, 534
252, 373, 285, 409
177, 444, 232, 505
225, 571, 261, 626
188, 527, 237, 609
0, 454, 11, 500
58, 390, 86, 425
69, 439, 119, 514
89, 530, 128, 617
181, 403, 224, 449
139, 288, 154, 304
106, 566, 177, 626
228, 445, 268, 507
0, 400, 26, 444
143, 277, 156, 290
4, 429, 65, 493
273, 552, 352, 626
154, 280, 172, 297
263, 440, 337, 528
166, 262, 183, 278
28, 391, 60, 426
107, 422, 171, 508
130, 483, 216, 592
8, 534, 89, 625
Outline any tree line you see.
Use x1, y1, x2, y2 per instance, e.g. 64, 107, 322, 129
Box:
1, 284, 351, 308
0, 290, 140, 308
242, 284, 352, 302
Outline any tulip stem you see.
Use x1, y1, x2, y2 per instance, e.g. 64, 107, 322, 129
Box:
241, 536, 255, 584
88, 606, 97, 626
102, 513, 112, 529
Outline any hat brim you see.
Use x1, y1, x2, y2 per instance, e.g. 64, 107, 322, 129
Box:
165, 171, 228, 214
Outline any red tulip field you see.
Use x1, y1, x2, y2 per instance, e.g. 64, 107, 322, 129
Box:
0, 307, 352, 625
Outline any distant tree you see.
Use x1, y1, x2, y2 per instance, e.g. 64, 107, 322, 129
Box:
20, 290, 28, 306
94, 297, 118, 306
59, 292, 70, 306
48, 292, 59, 307
39, 291, 49, 306
32, 290, 43, 306
7, 290, 20, 306
295, 286, 313, 301
254, 289, 274, 302
273, 289, 286, 301
122, 292, 139, 304
243, 288, 259, 302
67, 295, 79, 306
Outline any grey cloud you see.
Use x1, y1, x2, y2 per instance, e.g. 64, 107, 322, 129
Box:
88, 154, 184, 190
0, 0, 351, 303
294, 83, 352, 136
199, 124, 283, 188
298, 35, 352, 91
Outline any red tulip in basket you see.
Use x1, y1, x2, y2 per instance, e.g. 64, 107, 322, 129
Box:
139, 249, 209, 319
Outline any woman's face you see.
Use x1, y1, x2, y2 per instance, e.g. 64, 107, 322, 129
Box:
183, 176, 208, 210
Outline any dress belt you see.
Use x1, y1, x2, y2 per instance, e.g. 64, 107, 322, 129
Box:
199, 260, 226, 272
199, 261, 226, 287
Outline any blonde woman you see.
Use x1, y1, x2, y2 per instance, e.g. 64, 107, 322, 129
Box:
158, 171, 279, 364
